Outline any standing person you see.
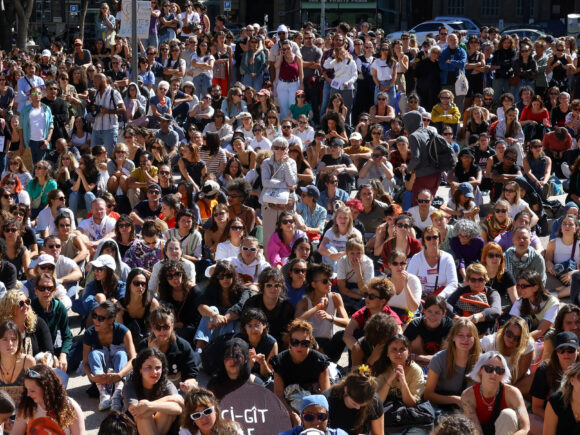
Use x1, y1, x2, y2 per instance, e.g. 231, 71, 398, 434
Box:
91, 73, 125, 157
15, 62, 44, 112
18, 87, 53, 166
490, 36, 517, 104
275, 40, 304, 122
324, 46, 357, 124
41, 81, 69, 149
371, 42, 397, 107
438, 34, 467, 112
301, 31, 323, 124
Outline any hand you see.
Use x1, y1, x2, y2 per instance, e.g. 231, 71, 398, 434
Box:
91, 373, 110, 384
562, 271, 572, 286
129, 400, 152, 418
318, 297, 329, 311
57, 354, 68, 372
41, 140, 49, 150
179, 379, 198, 393
401, 270, 409, 286
394, 365, 406, 383
315, 309, 332, 321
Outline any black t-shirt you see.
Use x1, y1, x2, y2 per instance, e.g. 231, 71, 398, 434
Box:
236, 332, 277, 375
530, 362, 558, 403
0, 260, 17, 291
270, 349, 329, 388
474, 146, 496, 170
404, 316, 454, 355
454, 162, 481, 183
488, 270, 516, 309
133, 200, 162, 220
547, 391, 578, 433
242, 294, 295, 343
491, 161, 521, 201
320, 154, 355, 190
161, 183, 178, 197
137, 335, 201, 381
160, 284, 202, 329
323, 389, 383, 435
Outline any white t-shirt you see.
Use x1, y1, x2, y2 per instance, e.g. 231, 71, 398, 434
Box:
388, 274, 422, 310
294, 126, 315, 146
215, 240, 241, 261
406, 250, 458, 298
29, 106, 46, 141
480, 332, 534, 355
407, 206, 436, 231
78, 216, 116, 241
507, 199, 528, 220
336, 254, 374, 285
249, 137, 271, 151
37, 207, 76, 235
322, 227, 363, 254
370, 58, 395, 81
509, 298, 559, 324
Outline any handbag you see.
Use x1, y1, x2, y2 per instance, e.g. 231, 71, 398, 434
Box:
456, 290, 490, 316
455, 70, 469, 96
262, 188, 290, 205
31, 181, 49, 209
554, 239, 577, 280
383, 399, 435, 432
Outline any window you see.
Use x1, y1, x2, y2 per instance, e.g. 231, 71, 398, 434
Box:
447, 0, 465, 16
481, 0, 499, 16
516, 0, 534, 16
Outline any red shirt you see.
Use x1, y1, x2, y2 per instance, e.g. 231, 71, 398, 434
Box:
474, 382, 508, 426
520, 107, 550, 127
542, 130, 572, 153
352, 305, 402, 329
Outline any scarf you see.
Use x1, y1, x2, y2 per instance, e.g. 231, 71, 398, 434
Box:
505, 247, 537, 277
484, 214, 513, 240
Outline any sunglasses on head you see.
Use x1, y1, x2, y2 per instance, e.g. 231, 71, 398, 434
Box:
190, 406, 214, 420
290, 338, 311, 348
482, 364, 506, 375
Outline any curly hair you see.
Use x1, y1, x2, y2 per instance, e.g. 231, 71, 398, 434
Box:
0, 290, 37, 333
363, 312, 400, 348
226, 177, 251, 198
453, 219, 481, 239
158, 261, 192, 303
209, 261, 244, 298
18, 364, 77, 428
257, 267, 285, 297
130, 347, 171, 402
366, 277, 395, 302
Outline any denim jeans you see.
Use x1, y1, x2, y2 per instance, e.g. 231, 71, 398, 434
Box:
28, 140, 47, 165
320, 80, 331, 123
91, 128, 118, 157
69, 191, 97, 213
159, 29, 176, 45
87, 345, 128, 381
193, 74, 212, 100
374, 81, 397, 109
194, 306, 239, 343
241, 74, 264, 93
276, 80, 300, 119
147, 34, 159, 50
492, 78, 513, 104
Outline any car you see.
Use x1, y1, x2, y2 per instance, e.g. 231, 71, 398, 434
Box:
386, 20, 468, 45
435, 16, 482, 37
501, 28, 547, 42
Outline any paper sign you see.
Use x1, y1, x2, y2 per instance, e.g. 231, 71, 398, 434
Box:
119, 0, 151, 38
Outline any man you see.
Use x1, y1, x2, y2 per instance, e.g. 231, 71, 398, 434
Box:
127, 151, 159, 209
16, 62, 45, 111
505, 227, 546, 283
130, 183, 162, 226
105, 55, 130, 94
183, 37, 198, 82
437, 26, 449, 49
280, 395, 348, 435
209, 84, 224, 111
72, 39, 92, 67
46, 138, 81, 170
280, 119, 303, 151
188, 93, 215, 131
403, 111, 441, 203
358, 145, 394, 193
479, 26, 490, 43
543, 127, 573, 177
40, 81, 69, 147
296, 185, 327, 241
38, 50, 56, 78
40, 235, 84, 298
197, 180, 220, 224
78, 198, 117, 251
343, 132, 371, 168
145, 46, 165, 83
267, 25, 302, 83
301, 30, 322, 122
439, 33, 467, 111
357, 184, 389, 240
91, 73, 125, 156
491, 146, 522, 201
18, 86, 53, 164
336, 22, 354, 52
407, 189, 437, 232
494, 211, 542, 252
155, 114, 179, 163
157, 164, 178, 196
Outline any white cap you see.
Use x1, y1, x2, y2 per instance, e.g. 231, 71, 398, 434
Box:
32, 254, 56, 268
277, 25, 289, 33
41, 49, 51, 57
90, 254, 116, 271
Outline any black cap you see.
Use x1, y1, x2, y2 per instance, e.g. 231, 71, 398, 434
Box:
555, 331, 579, 350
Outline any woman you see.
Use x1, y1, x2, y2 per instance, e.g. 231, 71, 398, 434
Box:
251, 92, 276, 125
181, 387, 243, 435
225, 178, 255, 235
381, 214, 422, 268
270, 319, 330, 425
11, 364, 84, 435
544, 361, 580, 434
265, 110, 281, 141
202, 111, 233, 145
450, 219, 485, 281
195, 261, 251, 350
123, 347, 184, 435
415, 45, 442, 113
500, 180, 538, 225
178, 143, 205, 192
447, 263, 502, 335
464, 107, 489, 142
496, 107, 525, 160
4, 157, 31, 192
547, 40, 574, 93
521, 96, 550, 141
318, 137, 357, 194
295, 263, 348, 362
392, 39, 410, 95
326, 94, 347, 122
82, 300, 136, 411
441, 183, 480, 223
0, 320, 35, 408
542, 304, 580, 361
368, 92, 395, 130
3, 220, 30, 281
481, 199, 513, 242
190, 40, 214, 100
267, 212, 306, 268
58, 73, 81, 126
73, 254, 126, 326
220, 87, 247, 126
481, 242, 517, 312
54, 151, 78, 197
107, 143, 134, 197
123, 220, 164, 271
524, 139, 552, 198
325, 46, 357, 122
110, 215, 136, 260
36, 189, 75, 239
237, 308, 277, 382
204, 203, 230, 257
27, 160, 57, 219
207, 337, 265, 400
68, 116, 90, 153
545, 214, 580, 298
530, 331, 580, 434
490, 36, 517, 101
386, 249, 421, 322
407, 225, 458, 298
124, 82, 147, 127
431, 90, 461, 135
288, 143, 314, 187
461, 351, 530, 435
430, 210, 454, 253
465, 36, 485, 104
319, 206, 362, 271
321, 111, 349, 144
371, 42, 397, 106
215, 217, 246, 261
275, 40, 304, 119
212, 32, 233, 97
324, 370, 384, 435
117, 268, 159, 347
198, 132, 227, 177
0, 173, 29, 206
424, 319, 482, 409
336, 237, 374, 315
96, 2, 116, 48
509, 270, 560, 341
69, 154, 101, 213
481, 317, 534, 392
157, 259, 200, 339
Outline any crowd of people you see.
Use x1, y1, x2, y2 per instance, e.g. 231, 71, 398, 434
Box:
2, 5, 580, 435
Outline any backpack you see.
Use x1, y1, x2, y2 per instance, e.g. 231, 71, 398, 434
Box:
426, 130, 457, 172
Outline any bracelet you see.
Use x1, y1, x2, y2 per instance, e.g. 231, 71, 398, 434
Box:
330, 315, 334, 323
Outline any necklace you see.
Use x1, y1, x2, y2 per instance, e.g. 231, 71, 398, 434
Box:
0, 355, 17, 384
479, 386, 496, 411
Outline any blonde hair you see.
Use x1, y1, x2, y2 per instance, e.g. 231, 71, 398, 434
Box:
345, 235, 364, 252
496, 317, 530, 381
0, 290, 37, 333
444, 319, 481, 380
465, 263, 489, 282
332, 206, 354, 236
430, 209, 448, 220
500, 181, 522, 205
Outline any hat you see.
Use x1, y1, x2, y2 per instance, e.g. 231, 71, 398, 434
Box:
555, 331, 579, 350
199, 180, 220, 199
41, 49, 51, 57
65, 58, 73, 65
160, 114, 173, 121
458, 148, 474, 159
329, 138, 345, 148
300, 395, 329, 413
367, 31, 376, 37
137, 76, 144, 84
277, 24, 289, 33
183, 80, 194, 88
349, 132, 362, 141
74, 39, 83, 46
238, 112, 252, 119
422, 112, 431, 120
257, 88, 271, 97
457, 182, 474, 199
90, 254, 116, 271
300, 185, 320, 200
33, 254, 56, 268
300, 430, 325, 435
147, 183, 161, 192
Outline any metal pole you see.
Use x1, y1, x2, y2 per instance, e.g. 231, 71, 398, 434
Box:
321, 0, 325, 36
131, 0, 138, 83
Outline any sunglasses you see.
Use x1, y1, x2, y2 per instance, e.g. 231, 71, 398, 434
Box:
166, 272, 181, 279
39, 264, 55, 271
557, 346, 577, 354
303, 413, 329, 422
505, 156, 517, 162
495, 209, 508, 214
37, 285, 54, 293
272, 146, 287, 151
281, 220, 294, 225
363, 292, 381, 300
396, 223, 410, 229
290, 338, 311, 348
424, 235, 439, 241
3, 228, 17, 233
516, 283, 534, 289
18, 299, 31, 308
504, 189, 516, 193
153, 324, 171, 331
469, 277, 486, 283
92, 312, 112, 322
390, 261, 406, 266
293, 268, 307, 274
482, 365, 506, 375
217, 273, 234, 280
46, 244, 61, 249
316, 278, 330, 285
504, 329, 521, 342
190, 407, 214, 420
242, 246, 258, 252
487, 253, 502, 259
417, 199, 431, 204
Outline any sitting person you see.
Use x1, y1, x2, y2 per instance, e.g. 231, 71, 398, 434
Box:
77, 198, 117, 253
279, 394, 349, 435
336, 237, 375, 315
461, 351, 530, 435
180, 387, 243, 435
220, 236, 269, 287
351, 312, 400, 371
266, 212, 306, 268
385, 249, 421, 324
148, 237, 196, 294
504, 227, 546, 283
542, 304, 580, 361
449, 219, 485, 283
494, 210, 542, 252
123, 219, 164, 271
543, 361, 580, 435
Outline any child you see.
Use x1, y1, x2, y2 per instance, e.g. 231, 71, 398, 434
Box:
336, 236, 375, 315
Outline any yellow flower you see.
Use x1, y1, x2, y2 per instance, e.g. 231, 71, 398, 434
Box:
359, 364, 371, 375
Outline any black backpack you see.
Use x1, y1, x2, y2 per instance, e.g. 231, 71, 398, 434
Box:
426, 129, 457, 172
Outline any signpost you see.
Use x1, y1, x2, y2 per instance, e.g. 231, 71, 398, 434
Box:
224, 0, 231, 11
69, 5, 79, 16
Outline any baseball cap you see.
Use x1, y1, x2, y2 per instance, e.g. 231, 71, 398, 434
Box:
555, 331, 579, 350
33, 254, 56, 268
349, 132, 362, 141
257, 89, 271, 97
147, 183, 162, 192
90, 254, 116, 271
457, 182, 474, 198
41, 50, 51, 57
277, 25, 289, 33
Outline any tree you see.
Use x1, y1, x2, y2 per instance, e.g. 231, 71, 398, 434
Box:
13, 0, 34, 49
0, 0, 16, 52
78, 0, 90, 43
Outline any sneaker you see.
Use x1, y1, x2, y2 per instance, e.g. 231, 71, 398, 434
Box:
111, 390, 123, 412
99, 391, 112, 411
